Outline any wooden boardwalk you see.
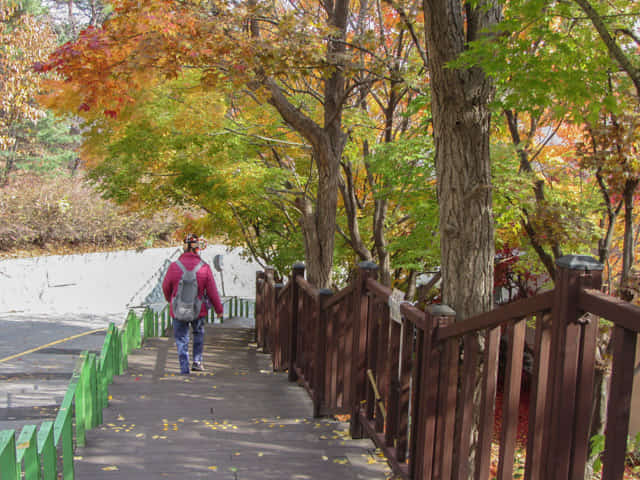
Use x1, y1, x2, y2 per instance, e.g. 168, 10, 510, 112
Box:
74, 321, 392, 479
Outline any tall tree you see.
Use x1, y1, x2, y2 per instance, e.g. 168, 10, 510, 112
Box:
421, 2, 500, 319
0, 1, 56, 184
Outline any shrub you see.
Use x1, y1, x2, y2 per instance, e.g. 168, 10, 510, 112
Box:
0, 173, 179, 253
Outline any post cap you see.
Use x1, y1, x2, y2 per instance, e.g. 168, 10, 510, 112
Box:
318, 288, 333, 296
358, 261, 379, 271
292, 262, 306, 270
427, 304, 456, 317
556, 255, 604, 272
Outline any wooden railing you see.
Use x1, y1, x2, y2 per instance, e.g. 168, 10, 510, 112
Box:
256, 255, 640, 480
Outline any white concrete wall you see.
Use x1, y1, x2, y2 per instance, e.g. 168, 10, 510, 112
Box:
0, 246, 260, 316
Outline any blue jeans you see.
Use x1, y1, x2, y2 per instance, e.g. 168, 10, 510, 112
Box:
173, 318, 205, 374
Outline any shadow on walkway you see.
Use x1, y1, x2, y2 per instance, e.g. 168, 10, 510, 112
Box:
75, 323, 392, 479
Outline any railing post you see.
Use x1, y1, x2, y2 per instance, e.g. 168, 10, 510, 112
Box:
256, 271, 265, 348
264, 267, 276, 355
0, 430, 17, 480
289, 263, 305, 382
314, 288, 333, 417
543, 255, 603, 480
350, 261, 379, 438
274, 283, 284, 371
414, 305, 456, 480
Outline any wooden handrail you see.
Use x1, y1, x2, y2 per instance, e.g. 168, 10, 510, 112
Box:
323, 283, 354, 309
366, 277, 392, 300
296, 275, 319, 301
579, 288, 640, 332
400, 303, 427, 331
277, 281, 292, 302
366, 277, 427, 330
436, 290, 555, 340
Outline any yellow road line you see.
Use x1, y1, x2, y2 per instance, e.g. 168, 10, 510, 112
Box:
0, 327, 107, 364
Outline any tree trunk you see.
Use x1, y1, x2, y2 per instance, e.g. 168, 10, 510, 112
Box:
621, 178, 639, 294
259, 0, 349, 288
422, 0, 499, 320
422, 3, 500, 479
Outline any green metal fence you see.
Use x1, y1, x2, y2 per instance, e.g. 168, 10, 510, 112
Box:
0, 308, 147, 480
0, 298, 254, 479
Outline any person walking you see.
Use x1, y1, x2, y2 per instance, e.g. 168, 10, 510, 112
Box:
162, 234, 223, 374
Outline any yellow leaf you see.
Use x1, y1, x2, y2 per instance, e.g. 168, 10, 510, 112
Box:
102, 466, 119, 471
208, 466, 218, 471
16, 441, 29, 449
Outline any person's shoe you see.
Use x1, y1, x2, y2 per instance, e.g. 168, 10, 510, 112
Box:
192, 362, 205, 372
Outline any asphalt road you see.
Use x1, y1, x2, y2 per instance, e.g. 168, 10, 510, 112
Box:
0, 313, 126, 432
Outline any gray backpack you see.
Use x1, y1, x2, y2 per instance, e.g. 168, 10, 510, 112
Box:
172, 260, 204, 321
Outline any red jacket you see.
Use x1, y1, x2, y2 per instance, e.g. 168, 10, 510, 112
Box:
162, 252, 223, 319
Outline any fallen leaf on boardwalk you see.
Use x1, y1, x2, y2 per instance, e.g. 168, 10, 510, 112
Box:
73, 456, 83, 461
258, 452, 264, 457
333, 458, 348, 465
234, 452, 241, 456
136, 433, 144, 438
117, 415, 125, 421
108, 395, 112, 400
208, 466, 218, 471
139, 395, 146, 399
322, 456, 329, 461
102, 466, 119, 471
152, 435, 159, 439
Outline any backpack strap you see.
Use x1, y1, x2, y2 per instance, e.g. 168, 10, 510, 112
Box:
176, 259, 187, 273
176, 259, 204, 273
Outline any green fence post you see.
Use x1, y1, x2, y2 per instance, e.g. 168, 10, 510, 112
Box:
75, 353, 88, 448
55, 367, 77, 480
37, 422, 56, 480
121, 321, 129, 372
136, 311, 142, 348
100, 328, 113, 385
16, 425, 39, 480
54, 404, 74, 480
87, 353, 99, 428
153, 311, 158, 337
0, 430, 18, 480
131, 312, 137, 350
